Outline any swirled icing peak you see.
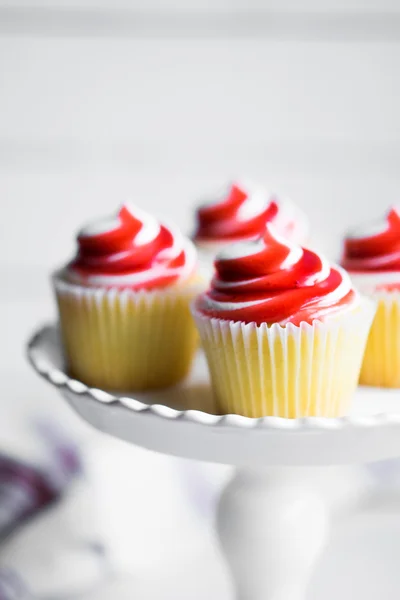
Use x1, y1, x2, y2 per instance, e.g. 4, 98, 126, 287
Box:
194, 181, 308, 245
342, 207, 400, 272
196, 225, 357, 325
67, 204, 197, 289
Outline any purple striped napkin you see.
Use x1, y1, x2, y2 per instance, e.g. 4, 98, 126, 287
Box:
0, 568, 30, 600
0, 420, 106, 599
0, 440, 80, 541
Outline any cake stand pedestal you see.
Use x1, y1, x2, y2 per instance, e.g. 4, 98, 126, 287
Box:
27, 325, 400, 600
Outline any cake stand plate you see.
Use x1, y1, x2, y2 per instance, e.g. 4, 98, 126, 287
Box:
27, 325, 400, 600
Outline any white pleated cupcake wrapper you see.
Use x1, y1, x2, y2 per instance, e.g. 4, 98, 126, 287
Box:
53, 272, 205, 307
193, 297, 376, 417
52, 273, 203, 390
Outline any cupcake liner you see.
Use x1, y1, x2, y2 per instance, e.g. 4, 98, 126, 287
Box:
53, 274, 202, 391
193, 298, 375, 418
359, 290, 400, 388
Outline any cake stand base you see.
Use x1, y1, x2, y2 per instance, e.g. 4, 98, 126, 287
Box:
218, 468, 329, 600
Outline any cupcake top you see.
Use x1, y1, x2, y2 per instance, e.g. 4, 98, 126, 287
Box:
193, 181, 308, 245
196, 224, 358, 326
342, 207, 400, 291
64, 204, 197, 290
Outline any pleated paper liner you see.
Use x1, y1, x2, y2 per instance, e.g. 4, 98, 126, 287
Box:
360, 291, 400, 388
193, 298, 375, 418
53, 273, 203, 392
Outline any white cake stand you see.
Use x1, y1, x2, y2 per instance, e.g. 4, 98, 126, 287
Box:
27, 325, 400, 600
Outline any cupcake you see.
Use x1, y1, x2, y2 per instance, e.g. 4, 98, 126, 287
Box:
193, 225, 375, 418
54, 204, 202, 391
342, 207, 400, 387
193, 181, 309, 268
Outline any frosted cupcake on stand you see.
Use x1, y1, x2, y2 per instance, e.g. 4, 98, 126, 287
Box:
53, 204, 202, 391
342, 207, 400, 387
193, 180, 309, 271
193, 225, 375, 418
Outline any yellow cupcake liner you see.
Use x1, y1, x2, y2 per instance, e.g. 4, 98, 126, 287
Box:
54, 274, 202, 392
193, 299, 375, 418
359, 292, 400, 388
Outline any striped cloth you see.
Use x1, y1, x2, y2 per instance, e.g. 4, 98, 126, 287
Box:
0, 420, 106, 599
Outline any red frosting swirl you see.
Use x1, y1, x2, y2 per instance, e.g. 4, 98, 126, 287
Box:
196, 225, 356, 325
67, 204, 197, 290
194, 182, 307, 244
342, 207, 400, 272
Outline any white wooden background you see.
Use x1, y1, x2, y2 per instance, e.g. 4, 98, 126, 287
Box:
0, 0, 399, 274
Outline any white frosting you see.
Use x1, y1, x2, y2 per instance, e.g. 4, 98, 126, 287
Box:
69, 204, 197, 287
200, 179, 252, 208
215, 275, 267, 290
200, 218, 354, 320
346, 250, 400, 271
72, 235, 196, 287
79, 204, 161, 247
217, 238, 266, 260
200, 180, 269, 223
201, 297, 266, 312
315, 266, 354, 306
201, 263, 355, 320
216, 226, 303, 266
349, 270, 400, 293
79, 217, 120, 237
280, 246, 304, 270
346, 221, 387, 241
133, 210, 161, 246
195, 236, 259, 258
198, 181, 309, 247
270, 196, 309, 245
346, 206, 400, 241
200, 183, 230, 209
236, 185, 269, 221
